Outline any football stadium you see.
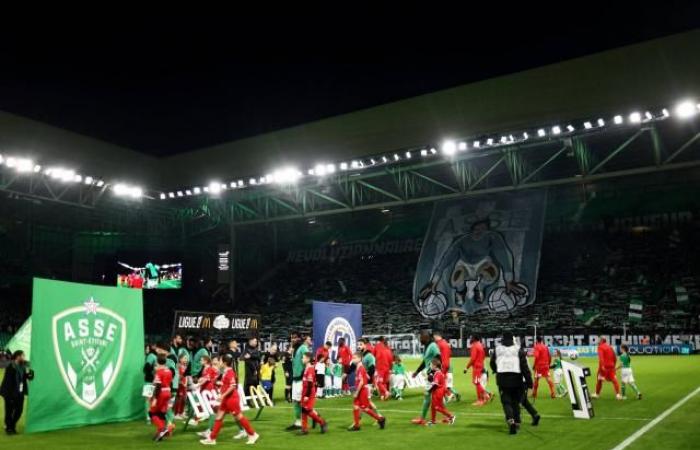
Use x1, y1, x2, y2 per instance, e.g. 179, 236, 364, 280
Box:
2, 21, 700, 450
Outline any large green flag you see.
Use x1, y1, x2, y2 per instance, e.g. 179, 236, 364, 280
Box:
6, 316, 32, 360
27, 278, 144, 433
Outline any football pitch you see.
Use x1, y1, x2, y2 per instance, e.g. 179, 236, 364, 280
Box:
2, 356, 699, 449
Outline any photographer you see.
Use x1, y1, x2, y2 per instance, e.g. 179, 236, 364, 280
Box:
1, 350, 34, 435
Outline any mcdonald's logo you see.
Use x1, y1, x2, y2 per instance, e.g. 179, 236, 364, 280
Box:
247, 385, 273, 408
250, 318, 258, 329
201, 316, 211, 328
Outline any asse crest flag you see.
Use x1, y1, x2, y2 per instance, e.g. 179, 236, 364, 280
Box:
27, 278, 144, 433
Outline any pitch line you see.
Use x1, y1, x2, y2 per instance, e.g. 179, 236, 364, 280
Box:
275, 405, 651, 421
611, 385, 700, 450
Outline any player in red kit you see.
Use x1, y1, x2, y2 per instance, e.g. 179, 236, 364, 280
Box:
373, 337, 393, 401
337, 338, 353, 393
465, 335, 490, 405
300, 352, 328, 435
150, 354, 174, 441
200, 354, 259, 446
428, 358, 456, 425
593, 337, 622, 400
434, 331, 461, 402
348, 351, 386, 431
532, 337, 556, 399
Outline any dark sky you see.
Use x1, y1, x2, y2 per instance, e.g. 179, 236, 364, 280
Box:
0, 8, 698, 156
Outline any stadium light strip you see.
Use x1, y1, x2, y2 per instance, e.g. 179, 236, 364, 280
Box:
158, 99, 700, 200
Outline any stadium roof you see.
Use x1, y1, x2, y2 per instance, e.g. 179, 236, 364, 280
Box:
0, 30, 699, 191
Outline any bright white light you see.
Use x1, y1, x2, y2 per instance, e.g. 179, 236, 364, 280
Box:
629, 112, 642, 123
662, 108, 670, 117
193, 187, 201, 194
314, 164, 326, 176
5, 157, 15, 168
230, 182, 236, 188
96, 180, 104, 187
272, 167, 302, 184
420, 149, 428, 157
249, 178, 257, 185
369, 158, 376, 165
405, 151, 412, 158
0, 154, 3, 165
85, 176, 94, 185
340, 162, 348, 171
583, 121, 592, 129
381, 156, 388, 163
186, 190, 192, 195
597, 118, 605, 127
486, 138, 494, 145
33, 165, 41, 173
259, 177, 266, 184
73, 174, 82, 183
458, 141, 467, 151
351, 161, 360, 169
160, 193, 166, 200
130, 187, 142, 198
500, 136, 508, 144
238, 180, 244, 187
430, 148, 437, 154
674, 100, 697, 119
537, 128, 546, 137
209, 181, 222, 194
220, 183, 227, 190
645, 111, 653, 121
326, 164, 336, 174
114, 183, 142, 198
522, 132, 529, 140
441, 140, 457, 155
614, 115, 623, 124
114, 183, 128, 196
177, 191, 183, 197
204, 187, 210, 192
393, 154, 400, 161
552, 126, 561, 135
566, 125, 574, 132
473, 140, 480, 148
168, 192, 175, 198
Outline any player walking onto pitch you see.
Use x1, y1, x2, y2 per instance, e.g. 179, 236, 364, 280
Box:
549, 349, 567, 397
617, 344, 642, 400
465, 335, 490, 405
287, 334, 311, 430
348, 351, 386, 431
532, 337, 556, 399
411, 331, 441, 424
592, 337, 622, 400
428, 358, 456, 425
199, 354, 259, 446
433, 331, 461, 402
300, 352, 329, 435
150, 354, 174, 442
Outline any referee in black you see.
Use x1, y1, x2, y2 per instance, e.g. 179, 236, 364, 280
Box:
489, 331, 534, 435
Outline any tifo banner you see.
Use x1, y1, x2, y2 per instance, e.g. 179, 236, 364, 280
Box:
413, 191, 546, 318
312, 301, 362, 362
27, 278, 144, 433
6, 317, 32, 360
172, 311, 260, 338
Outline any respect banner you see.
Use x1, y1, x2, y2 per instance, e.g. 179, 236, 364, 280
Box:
27, 278, 144, 433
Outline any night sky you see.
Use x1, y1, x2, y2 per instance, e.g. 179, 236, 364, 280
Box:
0, 9, 698, 156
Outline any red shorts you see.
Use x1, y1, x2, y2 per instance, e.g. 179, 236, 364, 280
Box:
150, 391, 171, 414
301, 395, 316, 410
431, 390, 445, 408
472, 367, 483, 385
220, 394, 242, 415
353, 387, 371, 409
535, 367, 550, 378
598, 367, 617, 382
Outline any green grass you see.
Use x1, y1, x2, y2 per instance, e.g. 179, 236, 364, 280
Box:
2, 356, 699, 449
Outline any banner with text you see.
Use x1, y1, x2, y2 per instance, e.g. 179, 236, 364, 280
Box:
172, 311, 260, 338
414, 191, 546, 318
27, 278, 144, 433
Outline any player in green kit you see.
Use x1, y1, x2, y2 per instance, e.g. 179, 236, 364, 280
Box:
550, 349, 568, 398
617, 345, 642, 400
287, 334, 311, 431
332, 361, 344, 397
411, 331, 440, 425
144, 344, 159, 422
390, 355, 406, 400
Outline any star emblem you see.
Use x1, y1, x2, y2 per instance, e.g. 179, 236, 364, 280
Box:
84, 297, 100, 315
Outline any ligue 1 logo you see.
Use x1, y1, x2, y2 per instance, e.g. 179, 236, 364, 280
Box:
52, 297, 126, 410
324, 317, 356, 360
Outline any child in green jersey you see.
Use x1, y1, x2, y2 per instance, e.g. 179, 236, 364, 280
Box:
390, 355, 406, 400
617, 344, 642, 400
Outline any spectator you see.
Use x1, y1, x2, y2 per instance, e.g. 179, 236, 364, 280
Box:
1, 350, 34, 434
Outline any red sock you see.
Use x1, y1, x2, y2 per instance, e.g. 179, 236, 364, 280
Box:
301, 412, 309, 431
547, 377, 555, 396
238, 416, 255, 436
353, 408, 361, 427
436, 405, 452, 418
612, 378, 621, 395
309, 410, 325, 425
430, 405, 436, 422
363, 408, 382, 421
595, 380, 603, 395
209, 419, 223, 440
151, 415, 165, 431
533, 378, 539, 397
476, 383, 485, 400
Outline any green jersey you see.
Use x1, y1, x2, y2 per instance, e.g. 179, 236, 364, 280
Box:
177, 346, 191, 362
192, 347, 210, 376
165, 358, 179, 388
362, 351, 376, 369
332, 363, 344, 378
392, 362, 406, 375
552, 357, 562, 370
620, 352, 631, 368
146, 352, 157, 366
293, 343, 310, 378
421, 342, 440, 372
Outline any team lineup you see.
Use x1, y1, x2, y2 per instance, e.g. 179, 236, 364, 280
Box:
143, 332, 643, 445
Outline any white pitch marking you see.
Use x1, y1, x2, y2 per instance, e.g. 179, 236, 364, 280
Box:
611, 386, 700, 450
